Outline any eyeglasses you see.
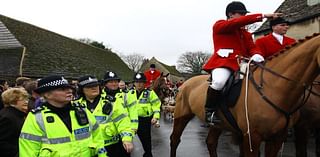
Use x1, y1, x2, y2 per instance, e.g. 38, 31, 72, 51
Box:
17, 98, 29, 103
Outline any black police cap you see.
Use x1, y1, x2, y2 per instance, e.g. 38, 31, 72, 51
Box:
133, 72, 147, 82
104, 71, 121, 82
35, 75, 72, 94
78, 75, 99, 88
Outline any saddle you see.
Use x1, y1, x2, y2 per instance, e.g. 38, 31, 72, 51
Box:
219, 72, 243, 133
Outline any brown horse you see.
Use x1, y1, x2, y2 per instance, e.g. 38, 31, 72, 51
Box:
294, 76, 320, 157
170, 34, 320, 157
151, 72, 171, 103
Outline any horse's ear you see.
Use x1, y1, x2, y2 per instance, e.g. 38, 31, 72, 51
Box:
161, 72, 163, 77
165, 73, 170, 77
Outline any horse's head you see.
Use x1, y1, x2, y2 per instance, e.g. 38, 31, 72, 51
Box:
152, 72, 171, 102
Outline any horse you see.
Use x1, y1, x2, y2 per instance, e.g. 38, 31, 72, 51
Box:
294, 76, 320, 157
151, 72, 171, 103
170, 33, 320, 157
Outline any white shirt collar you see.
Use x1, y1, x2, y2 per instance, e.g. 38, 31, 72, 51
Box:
272, 32, 284, 45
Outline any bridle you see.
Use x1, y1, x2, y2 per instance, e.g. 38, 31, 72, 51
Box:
246, 60, 318, 129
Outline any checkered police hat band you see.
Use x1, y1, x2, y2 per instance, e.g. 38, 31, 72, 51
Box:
79, 78, 98, 86
39, 78, 69, 88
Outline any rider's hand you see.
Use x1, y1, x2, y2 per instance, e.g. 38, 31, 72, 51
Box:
251, 54, 265, 63
264, 13, 283, 19
123, 141, 134, 153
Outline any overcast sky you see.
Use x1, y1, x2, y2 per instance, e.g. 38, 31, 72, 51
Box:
1, 0, 284, 65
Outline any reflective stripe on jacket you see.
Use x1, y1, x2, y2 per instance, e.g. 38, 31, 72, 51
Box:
131, 88, 161, 119
74, 91, 133, 146
19, 104, 107, 157
122, 90, 139, 131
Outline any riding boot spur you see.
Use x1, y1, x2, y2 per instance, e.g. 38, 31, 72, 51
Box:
205, 87, 222, 125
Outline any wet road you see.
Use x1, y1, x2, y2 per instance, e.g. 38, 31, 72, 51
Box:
131, 114, 317, 157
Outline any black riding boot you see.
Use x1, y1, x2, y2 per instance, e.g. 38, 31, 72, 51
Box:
205, 87, 222, 125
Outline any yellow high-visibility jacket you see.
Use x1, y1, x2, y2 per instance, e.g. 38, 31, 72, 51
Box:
130, 88, 161, 119
75, 91, 133, 146
121, 89, 138, 131
19, 103, 107, 157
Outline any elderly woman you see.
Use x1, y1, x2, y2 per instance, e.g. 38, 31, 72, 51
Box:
0, 88, 28, 157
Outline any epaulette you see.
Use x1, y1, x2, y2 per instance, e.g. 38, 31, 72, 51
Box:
72, 101, 86, 109
121, 88, 129, 93
31, 105, 45, 114
106, 95, 116, 102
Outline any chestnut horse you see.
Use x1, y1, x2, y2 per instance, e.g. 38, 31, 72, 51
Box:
170, 34, 320, 157
294, 76, 320, 157
151, 72, 171, 103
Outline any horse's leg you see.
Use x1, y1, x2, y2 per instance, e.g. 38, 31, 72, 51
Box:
170, 114, 194, 157
315, 127, 320, 157
242, 132, 262, 157
206, 126, 222, 157
294, 124, 308, 157
265, 131, 288, 157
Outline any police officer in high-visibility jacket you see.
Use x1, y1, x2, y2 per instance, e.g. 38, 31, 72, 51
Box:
75, 74, 134, 157
102, 71, 139, 133
120, 83, 139, 133
19, 75, 107, 157
131, 72, 161, 157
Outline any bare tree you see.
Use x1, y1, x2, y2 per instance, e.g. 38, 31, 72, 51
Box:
120, 53, 146, 72
177, 51, 211, 74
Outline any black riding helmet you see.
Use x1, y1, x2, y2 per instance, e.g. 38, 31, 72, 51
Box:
225, 1, 249, 18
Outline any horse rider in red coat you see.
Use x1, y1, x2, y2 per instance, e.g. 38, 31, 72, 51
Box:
144, 64, 161, 88
202, 1, 282, 125
255, 17, 296, 58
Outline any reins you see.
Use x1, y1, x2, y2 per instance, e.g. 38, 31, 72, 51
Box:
248, 63, 311, 129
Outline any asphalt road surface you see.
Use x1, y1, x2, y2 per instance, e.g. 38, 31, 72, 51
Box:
131, 113, 317, 157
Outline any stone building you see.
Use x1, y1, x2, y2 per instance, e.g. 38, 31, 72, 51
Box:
254, 0, 320, 39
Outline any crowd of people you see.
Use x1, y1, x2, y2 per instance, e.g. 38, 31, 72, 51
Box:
0, 70, 162, 157
0, 1, 297, 156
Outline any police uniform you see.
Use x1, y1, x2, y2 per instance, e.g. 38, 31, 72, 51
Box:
75, 74, 133, 157
19, 75, 107, 157
132, 72, 161, 157
120, 88, 139, 132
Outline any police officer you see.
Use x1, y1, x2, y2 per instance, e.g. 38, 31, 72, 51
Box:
75, 74, 134, 157
19, 75, 107, 157
103, 71, 139, 134
131, 72, 161, 157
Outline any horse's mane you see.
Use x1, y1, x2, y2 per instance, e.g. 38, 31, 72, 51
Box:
266, 33, 320, 61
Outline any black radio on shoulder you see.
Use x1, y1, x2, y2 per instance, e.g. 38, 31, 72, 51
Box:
75, 107, 89, 126
102, 101, 113, 115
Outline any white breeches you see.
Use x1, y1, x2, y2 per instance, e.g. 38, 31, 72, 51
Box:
209, 68, 231, 90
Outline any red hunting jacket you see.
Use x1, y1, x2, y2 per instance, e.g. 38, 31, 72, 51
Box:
144, 70, 161, 88
203, 14, 264, 72
255, 33, 296, 58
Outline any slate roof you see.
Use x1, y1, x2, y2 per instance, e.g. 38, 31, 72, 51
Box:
0, 20, 22, 49
254, 0, 320, 34
140, 57, 183, 77
0, 14, 133, 81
